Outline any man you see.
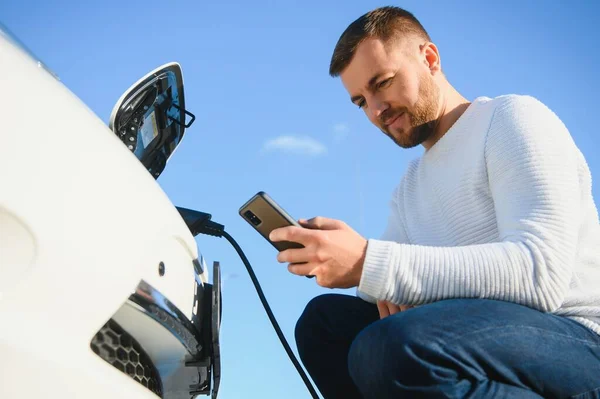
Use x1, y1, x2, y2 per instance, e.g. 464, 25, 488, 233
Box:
269, 6, 600, 399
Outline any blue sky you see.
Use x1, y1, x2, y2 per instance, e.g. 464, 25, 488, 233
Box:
2, 1, 599, 398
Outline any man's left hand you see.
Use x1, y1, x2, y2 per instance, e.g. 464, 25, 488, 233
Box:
377, 300, 414, 319
269, 216, 367, 289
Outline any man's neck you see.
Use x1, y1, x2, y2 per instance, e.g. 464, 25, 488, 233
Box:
422, 85, 470, 151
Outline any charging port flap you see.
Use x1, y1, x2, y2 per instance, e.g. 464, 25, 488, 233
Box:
108, 62, 196, 179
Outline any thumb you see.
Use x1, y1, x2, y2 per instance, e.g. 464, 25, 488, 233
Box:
300, 216, 345, 230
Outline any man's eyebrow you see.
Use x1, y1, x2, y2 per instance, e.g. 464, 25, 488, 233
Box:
367, 72, 386, 88
350, 72, 386, 104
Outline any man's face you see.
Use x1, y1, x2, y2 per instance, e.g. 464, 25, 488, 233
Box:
340, 37, 440, 149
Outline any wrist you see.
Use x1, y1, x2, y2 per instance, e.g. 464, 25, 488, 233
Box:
352, 238, 368, 286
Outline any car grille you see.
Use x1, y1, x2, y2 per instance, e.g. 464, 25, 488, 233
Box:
90, 319, 163, 397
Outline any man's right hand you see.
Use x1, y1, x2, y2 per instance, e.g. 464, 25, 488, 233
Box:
377, 300, 413, 319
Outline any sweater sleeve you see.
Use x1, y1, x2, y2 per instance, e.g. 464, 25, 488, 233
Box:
358, 96, 581, 312
356, 179, 410, 304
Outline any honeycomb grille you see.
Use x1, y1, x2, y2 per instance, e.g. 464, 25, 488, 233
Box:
91, 319, 163, 397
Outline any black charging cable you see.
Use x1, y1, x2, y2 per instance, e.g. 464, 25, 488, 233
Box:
183, 210, 321, 399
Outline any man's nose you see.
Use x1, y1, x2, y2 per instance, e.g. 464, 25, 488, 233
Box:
368, 96, 389, 119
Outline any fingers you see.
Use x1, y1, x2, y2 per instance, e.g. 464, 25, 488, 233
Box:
299, 216, 346, 230
287, 262, 318, 277
377, 301, 413, 319
269, 217, 346, 244
276, 248, 307, 264
377, 300, 390, 319
387, 302, 402, 316
269, 225, 314, 244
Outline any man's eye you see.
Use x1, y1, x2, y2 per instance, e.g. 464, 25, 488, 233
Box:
377, 78, 392, 89
356, 99, 366, 109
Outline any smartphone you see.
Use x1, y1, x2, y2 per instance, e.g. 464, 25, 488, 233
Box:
239, 191, 304, 252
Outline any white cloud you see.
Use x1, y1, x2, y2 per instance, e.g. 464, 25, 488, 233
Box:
262, 135, 327, 156
333, 123, 349, 142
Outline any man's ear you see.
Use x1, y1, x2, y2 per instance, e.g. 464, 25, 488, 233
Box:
422, 42, 442, 75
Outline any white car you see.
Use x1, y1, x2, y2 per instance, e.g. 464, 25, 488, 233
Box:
0, 22, 221, 399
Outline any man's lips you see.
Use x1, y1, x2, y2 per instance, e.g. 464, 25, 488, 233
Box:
384, 112, 405, 127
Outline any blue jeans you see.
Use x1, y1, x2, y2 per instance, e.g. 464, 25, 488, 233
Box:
294, 294, 600, 398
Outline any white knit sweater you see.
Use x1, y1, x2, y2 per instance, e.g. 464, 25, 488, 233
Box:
358, 94, 600, 335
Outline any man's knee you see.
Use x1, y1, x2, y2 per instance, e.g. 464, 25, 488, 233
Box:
348, 316, 402, 391
347, 309, 443, 394
294, 293, 340, 352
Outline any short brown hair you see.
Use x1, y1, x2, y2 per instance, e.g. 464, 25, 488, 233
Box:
329, 6, 431, 77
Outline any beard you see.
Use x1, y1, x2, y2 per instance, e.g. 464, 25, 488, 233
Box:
379, 72, 440, 149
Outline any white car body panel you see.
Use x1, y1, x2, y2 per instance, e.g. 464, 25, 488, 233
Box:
0, 26, 215, 399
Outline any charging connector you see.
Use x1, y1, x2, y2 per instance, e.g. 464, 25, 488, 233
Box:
179, 207, 320, 399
